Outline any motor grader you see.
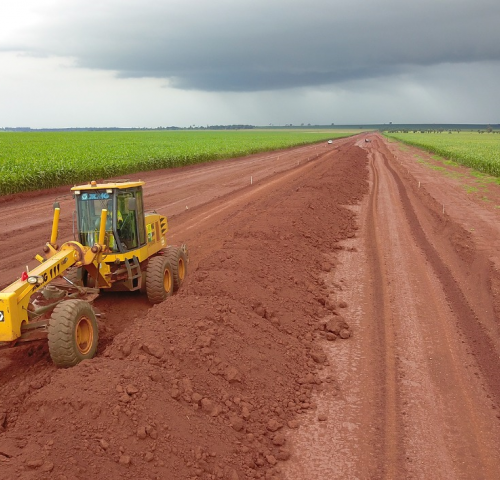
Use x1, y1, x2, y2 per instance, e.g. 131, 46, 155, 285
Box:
0, 180, 188, 367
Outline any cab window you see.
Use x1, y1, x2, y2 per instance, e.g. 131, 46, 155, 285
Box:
76, 191, 118, 251
116, 191, 139, 250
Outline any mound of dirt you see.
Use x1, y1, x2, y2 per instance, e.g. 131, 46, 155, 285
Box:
0, 145, 368, 479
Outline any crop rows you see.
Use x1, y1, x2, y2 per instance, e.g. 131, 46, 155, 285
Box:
385, 132, 500, 177
0, 130, 351, 196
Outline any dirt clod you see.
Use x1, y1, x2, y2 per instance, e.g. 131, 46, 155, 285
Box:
26, 459, 44, 469
325, 316, 350, 335
119, 455, 131, 466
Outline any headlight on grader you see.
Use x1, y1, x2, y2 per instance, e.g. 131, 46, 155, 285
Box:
27, 275, 44, 285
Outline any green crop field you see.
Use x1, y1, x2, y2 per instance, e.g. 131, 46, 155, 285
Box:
385, 132, 500, 177
0, 130, 353, 196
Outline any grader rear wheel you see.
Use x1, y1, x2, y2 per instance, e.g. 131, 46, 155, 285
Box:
146, 256, 174, 304
164, 247, 188, 292
48, 299, 98, 368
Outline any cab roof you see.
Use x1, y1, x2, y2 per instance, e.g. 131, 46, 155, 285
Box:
71, 180, 145, 192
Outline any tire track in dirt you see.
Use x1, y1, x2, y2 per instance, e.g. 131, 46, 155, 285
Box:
381, 148, 500, 406
370, 141, 500, 479
365, 150, 401, 479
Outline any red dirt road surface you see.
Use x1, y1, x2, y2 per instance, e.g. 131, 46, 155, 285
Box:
1, 133, 500, 479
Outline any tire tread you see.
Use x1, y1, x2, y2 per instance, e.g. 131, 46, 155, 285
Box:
48, 299, 98, 367
146, 256, 174, 304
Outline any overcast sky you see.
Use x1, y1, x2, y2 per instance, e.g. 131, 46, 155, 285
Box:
1, 0, 499, 128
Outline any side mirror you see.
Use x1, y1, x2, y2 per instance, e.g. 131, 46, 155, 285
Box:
127, 197, 137, 211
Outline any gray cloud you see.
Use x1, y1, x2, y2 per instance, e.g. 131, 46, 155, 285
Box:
6, 0, 500, 92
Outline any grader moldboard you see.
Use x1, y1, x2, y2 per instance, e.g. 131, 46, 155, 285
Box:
0, 180, 188, 367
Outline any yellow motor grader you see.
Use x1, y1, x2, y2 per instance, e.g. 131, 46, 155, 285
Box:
0, 180, 188, 367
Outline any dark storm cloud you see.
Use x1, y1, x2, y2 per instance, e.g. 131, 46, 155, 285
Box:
7, 0, 500, 92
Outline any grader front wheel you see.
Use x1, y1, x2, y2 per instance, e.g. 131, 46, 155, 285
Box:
146, 256, 174, 304
48, 299, 98, 368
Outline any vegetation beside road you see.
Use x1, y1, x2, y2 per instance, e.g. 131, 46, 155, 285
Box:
0, 130, 353, 196
385, 131, 500, 177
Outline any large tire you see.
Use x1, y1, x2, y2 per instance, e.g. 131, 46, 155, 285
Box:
146, 256, 174, 304
48, 299, 98, 368
164, 247, 188, 292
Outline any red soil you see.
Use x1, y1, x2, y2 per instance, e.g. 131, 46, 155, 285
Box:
1, 134, 500, 479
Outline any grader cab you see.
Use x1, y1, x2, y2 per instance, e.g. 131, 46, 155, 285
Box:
0, 180, 188, 367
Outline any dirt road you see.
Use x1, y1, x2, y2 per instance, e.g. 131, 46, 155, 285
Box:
1, 133, 500, 479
